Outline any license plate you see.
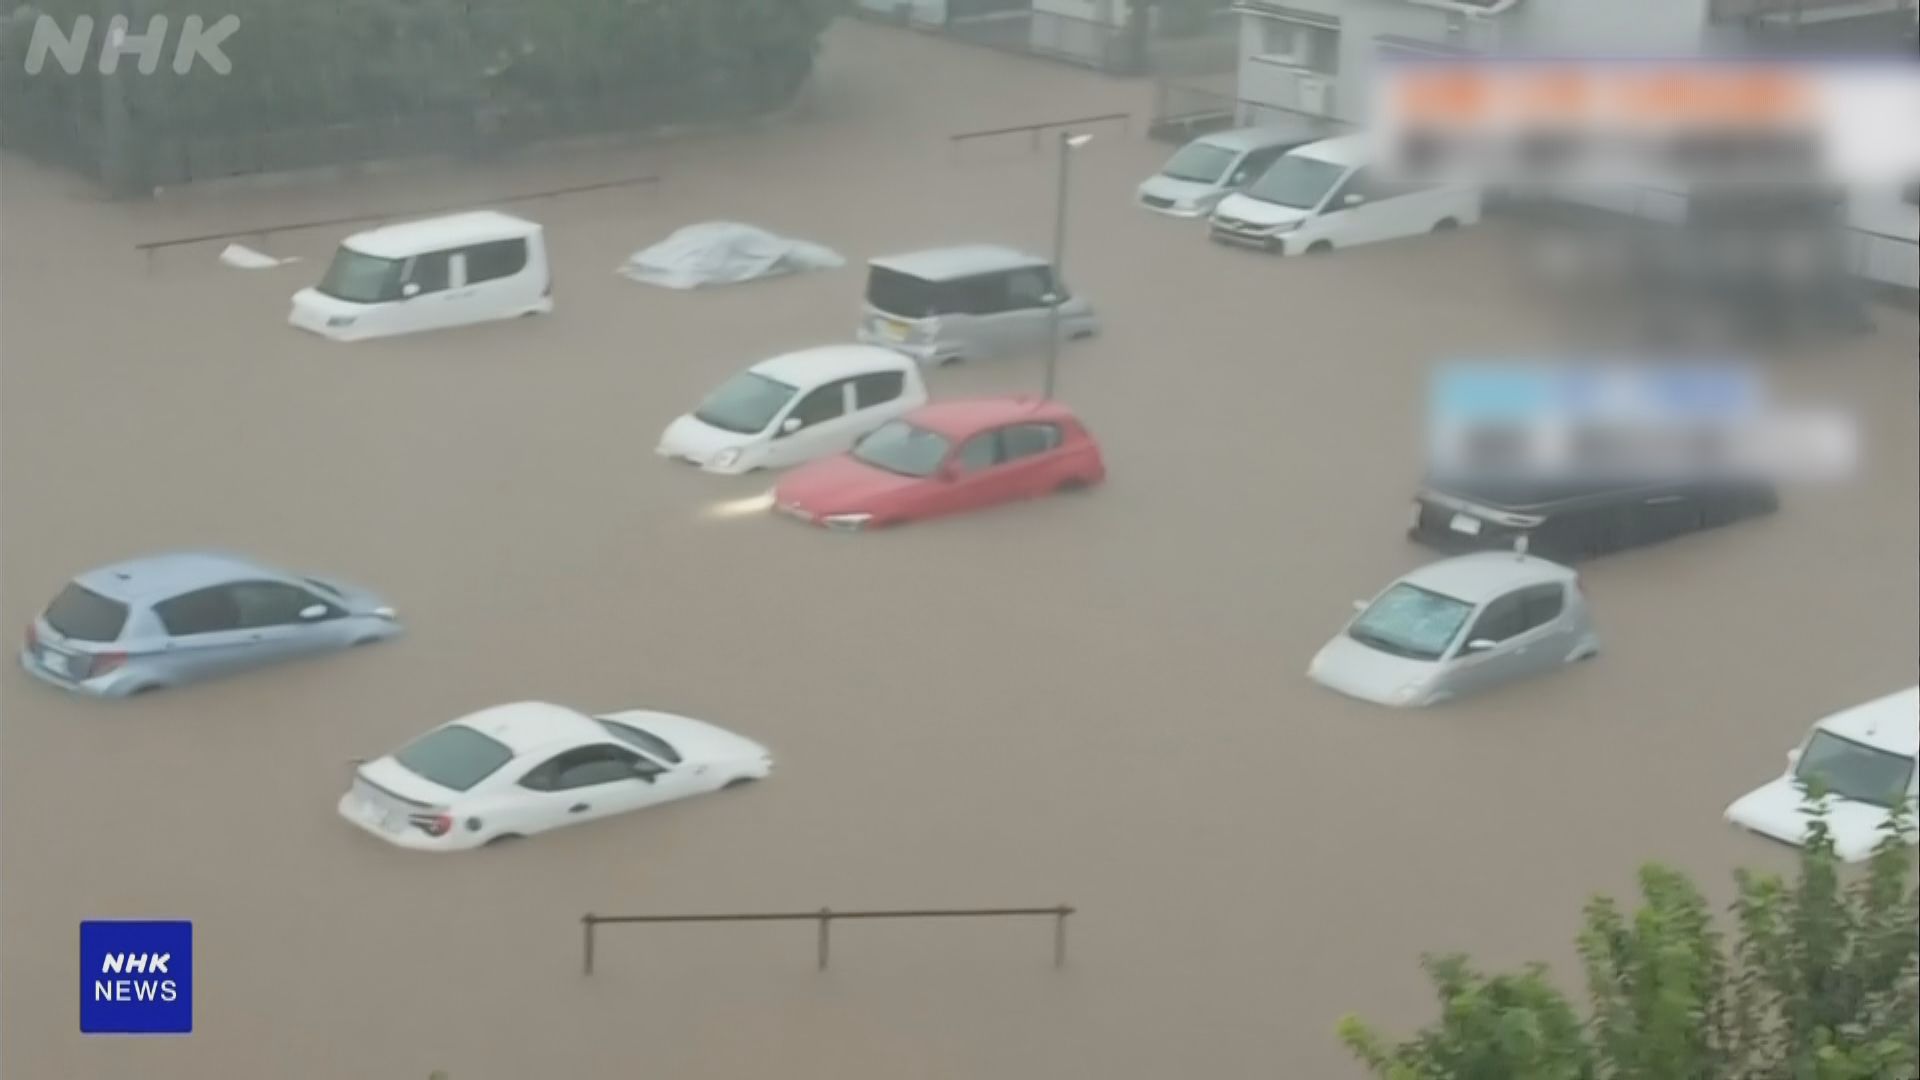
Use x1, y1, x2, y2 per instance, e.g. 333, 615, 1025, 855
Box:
39, 649, 68, 676
1450, 512, 1484, 536
884, 320, 909, 341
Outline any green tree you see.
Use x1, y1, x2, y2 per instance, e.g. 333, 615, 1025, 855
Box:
1342, 792, 1919, 1080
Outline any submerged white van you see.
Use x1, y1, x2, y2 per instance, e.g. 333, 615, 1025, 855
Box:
289, 211, 553, 342
1209, 134, 1481, 255
1725, 686, 1919, 863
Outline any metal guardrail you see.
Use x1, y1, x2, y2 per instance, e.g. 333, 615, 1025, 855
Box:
133, 173, 660, 262
949, 111, 1132, 155
580, 905, 1076, 974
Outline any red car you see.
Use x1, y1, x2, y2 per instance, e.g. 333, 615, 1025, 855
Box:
771, 397, 1106, 530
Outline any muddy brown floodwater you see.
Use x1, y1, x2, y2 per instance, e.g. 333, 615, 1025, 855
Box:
3, 19, 1916, 1080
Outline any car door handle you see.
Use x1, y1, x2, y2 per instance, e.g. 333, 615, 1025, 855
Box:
569, 803, 590, 813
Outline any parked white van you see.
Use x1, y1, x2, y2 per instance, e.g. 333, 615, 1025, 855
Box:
289, 211, 553, 342
1209, 134, 1481, 255
656, 345, 930, 474
1725, 686, 1919, 863
856, 245, 1098, 366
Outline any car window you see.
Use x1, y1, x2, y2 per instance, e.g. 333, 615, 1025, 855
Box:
1465, 593, 1528, 645
1000, 422, 1062, 461
42, 583, 129, 642
954, 274, 1009, 315
153, 585, 243, 637
521, 744, 652, 791
1348, 583, 1475, 661
1233, 145, 1286, 184
1517, 584, 1566, 632
1330, 167, 1372, 207
463, 239, 528, 284
1795, 730, 1916, 809
394, 725, 514, 792
853, 370, 906, 410
785, 380, 849, 430
956, 431, 1001, 473
866, 267, 944, 317
230, 580, 332, 628
406, 250, 452, 294
695, 371, 799, 435
596, 719, 684, 765
853, 420, 951, 478
1004, 268, 1054, 309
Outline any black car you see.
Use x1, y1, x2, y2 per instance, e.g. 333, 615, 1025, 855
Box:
1408, 477, 1778, 562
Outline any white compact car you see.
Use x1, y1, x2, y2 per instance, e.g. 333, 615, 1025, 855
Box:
1725, 686, 1919, 863
338, 701, 773, 851
657, 345, 930, 474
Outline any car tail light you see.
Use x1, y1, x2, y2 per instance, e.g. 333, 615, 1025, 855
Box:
87, 652, 127, 678
408, 812, 453, 837
25, 622, 38, 649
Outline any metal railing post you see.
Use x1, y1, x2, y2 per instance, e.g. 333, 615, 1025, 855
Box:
1054, 906, 1069, 968
582, 913, 596, 976
817, 908, 833, 971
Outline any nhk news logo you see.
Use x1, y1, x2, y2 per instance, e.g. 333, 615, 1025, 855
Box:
1373, 57, 1920, 186
80, 920, 193, 1034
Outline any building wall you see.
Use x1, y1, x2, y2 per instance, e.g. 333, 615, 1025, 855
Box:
1507, 0, 1710, 54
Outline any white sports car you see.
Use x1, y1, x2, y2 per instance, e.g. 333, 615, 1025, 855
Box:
338, 701, 773, 851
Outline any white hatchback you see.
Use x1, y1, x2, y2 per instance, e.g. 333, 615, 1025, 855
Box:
657, 345, 930, 474
339, 701, 773, 851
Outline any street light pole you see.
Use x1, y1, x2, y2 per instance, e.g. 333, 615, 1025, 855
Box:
1045, 131, 1092, 400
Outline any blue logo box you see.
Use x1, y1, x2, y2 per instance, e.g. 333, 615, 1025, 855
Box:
79, 920, 193, 1034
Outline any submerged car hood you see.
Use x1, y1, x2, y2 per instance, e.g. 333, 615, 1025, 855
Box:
1139, 175, 1223, 205
599, 710, 770, 766
659, 414, 751, 459
1308, 632, 1441, 707
1213, 193, 1311, 228
774, 455, 924, 517
1725, 777, 1908, 862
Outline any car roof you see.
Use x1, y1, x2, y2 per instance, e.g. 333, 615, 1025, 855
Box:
1816, 686, 1919, 759
1289, 133, 1370, 168
73, 550, 280, 601
750, 344, 915, 385
903, 396, 1080, 438
1397, 552, 1577, 604
449, 701, 602, 755
1425, 476, 1716, 510
868, 245, 1047, 281
1193, 122, 1337, 153
343, 210, 540, 259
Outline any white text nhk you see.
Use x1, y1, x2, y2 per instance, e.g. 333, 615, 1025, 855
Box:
15, 15, 239, 75
94, 952, 180, 1003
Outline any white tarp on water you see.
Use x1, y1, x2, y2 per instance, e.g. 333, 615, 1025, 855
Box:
618, 222, 844, 289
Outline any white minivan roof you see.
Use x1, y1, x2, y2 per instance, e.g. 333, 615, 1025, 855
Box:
1291, 133, 1371, 169
343, 211, 542, 259
1816, 686, 1919, 758
750, 345, 915, 386
869, 245, 1048, 281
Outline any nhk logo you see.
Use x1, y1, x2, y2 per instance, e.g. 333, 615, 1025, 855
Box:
80, 921, 193, 1034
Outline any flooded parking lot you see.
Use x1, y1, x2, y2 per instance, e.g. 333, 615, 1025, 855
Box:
3, 20, 1916, 1080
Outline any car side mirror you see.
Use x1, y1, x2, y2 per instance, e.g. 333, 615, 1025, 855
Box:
1786, 748, 1802, 767
299, 604, 328, 620
400, 282, 422, 299
1465, 638, 1497, 653
780, 417, 803, 434
633, 765, 658, 783
1343, 193, 1365, 207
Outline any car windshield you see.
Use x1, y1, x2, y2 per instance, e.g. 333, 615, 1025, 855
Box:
1795, 730, 1916, 809
694, 371, 799, 435
1348, 583, 1476, 662
42, 583, 128, 642
866, 266, 945, 318
1245, 155, 1346, 210
852, 420, 951, 478
393, 725, 514, 793
316, 246, 404, 303
597, 719, 683, 765
1162, 142, 1239, 184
